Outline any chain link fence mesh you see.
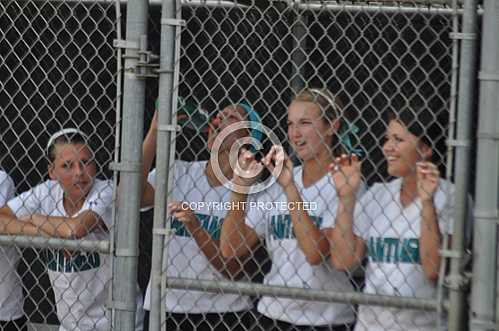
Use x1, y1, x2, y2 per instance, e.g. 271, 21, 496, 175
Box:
144, 1, 459, 331
0, 0, 117, 329
0, 0, 472, 330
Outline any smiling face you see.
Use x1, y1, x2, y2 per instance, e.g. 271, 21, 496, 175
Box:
287, 100, 336, 162
383, 120, 432, 177
48, 143, 96, 204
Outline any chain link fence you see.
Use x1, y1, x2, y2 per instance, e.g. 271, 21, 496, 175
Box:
147, 1, 468, 331
0, 0, 118, 329
0, 0, 493, 330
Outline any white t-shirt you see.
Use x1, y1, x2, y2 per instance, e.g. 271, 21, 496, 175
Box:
8, 179, 143, 331
143, 160, 252, 313
0, 171, 24, 321
353, 178, 455, 331
246, 166, 362, 326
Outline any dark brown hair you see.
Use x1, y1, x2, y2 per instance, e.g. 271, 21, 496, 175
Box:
47, 131, 93, 164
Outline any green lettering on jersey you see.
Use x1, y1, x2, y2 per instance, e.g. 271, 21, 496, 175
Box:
384, 238, 399, 263
171, 213, 223, 240
45, 250, 101, 273
367, 237, 420, 264
368, 237, 384, 263
269, 214, 322, 240
400, 238, 420, 263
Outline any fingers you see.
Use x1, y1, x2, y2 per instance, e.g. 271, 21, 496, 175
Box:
329, 154, 361, 174
416, 162, 439, 179
262, 145, 276, 167
168, 201, 187, 213
208, 116, 220, 135
416, 162, 440, 196
168, 201, 197, 223
173, 210, 191, 223
235, 148, 262, 183
262, 145, 276, 172
238, 147, 256, 168
263, 145, 288, 166
416, 161, 438, 171
262, 145, 288, 176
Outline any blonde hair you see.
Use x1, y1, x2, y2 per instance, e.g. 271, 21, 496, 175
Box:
293, 88, 347, 156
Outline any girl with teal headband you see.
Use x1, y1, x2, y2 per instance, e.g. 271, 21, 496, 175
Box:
237, 100, 263, 144
220, 88, 365, 331
140, 101, 264, 331
157, 98, 263, 147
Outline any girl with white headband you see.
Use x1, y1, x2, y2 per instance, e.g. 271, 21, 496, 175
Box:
0, 129, 144, 331
220, 88, 365, 330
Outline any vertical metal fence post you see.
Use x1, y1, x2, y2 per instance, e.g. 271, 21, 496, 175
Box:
470, 1, 499, 330
112, 0, 149, 329
447, 0, 479, 330
149, 0, 181, 330
436, 1, 460, 325
291, 1, 307, 93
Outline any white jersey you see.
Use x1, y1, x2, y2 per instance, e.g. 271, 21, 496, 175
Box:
143, 160, 252, 313
8, 179, 143, 331
0, 171, 24, 321
353, 178, 455, 331
245, 166, 362, 326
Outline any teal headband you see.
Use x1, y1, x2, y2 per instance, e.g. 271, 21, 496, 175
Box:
307, 88, 363, 156
238, 100, 263, 144
338, 121, 363, 156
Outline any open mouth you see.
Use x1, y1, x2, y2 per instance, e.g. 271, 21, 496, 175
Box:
294, 141, 307, 148
386, 156, 398, 162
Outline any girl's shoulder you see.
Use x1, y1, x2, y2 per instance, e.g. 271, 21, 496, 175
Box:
173, 159, 206, 179
436, 178, 455, 193
184, 160, 208, 176
14, 180, 63, 202
0, 170, 15, 203
434, 178, 456, 205
0, 170, 14, 188
35, 179, 61, 192
91, 178, 113, 191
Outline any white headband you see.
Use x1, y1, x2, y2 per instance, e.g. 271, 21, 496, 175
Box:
307, 88, 341, 119
46, 128, 89, 154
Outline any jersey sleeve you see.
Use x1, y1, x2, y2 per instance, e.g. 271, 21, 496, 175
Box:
352, 184, 376, 241
139, 169, 157, 212
244, 193, 267, 237
318, 206, 336, 230
79, 180, 114, 228
144, 161, 187, 211
147, 169, 157, 189
0, 172, 15, 206
313, 179, 336, 230
148, 160, 189, 190
7, 185, 43, 218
